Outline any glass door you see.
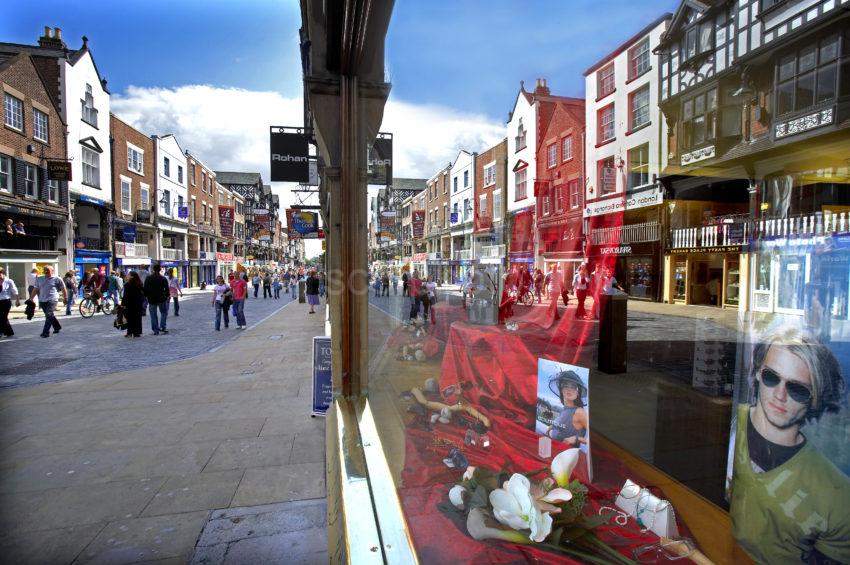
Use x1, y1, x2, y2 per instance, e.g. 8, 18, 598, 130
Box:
775, 253, 810, 315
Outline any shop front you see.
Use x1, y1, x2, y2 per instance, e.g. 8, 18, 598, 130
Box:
586, 241, 661, 300
507, 207, 534, 273
0, 202, 69, 290
539, 215, 583, 288
73, 250, 111, 281
665, 243, 747, 308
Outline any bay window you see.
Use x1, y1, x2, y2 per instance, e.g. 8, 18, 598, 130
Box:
682, 22, 713, 65
681, 88, 717, 150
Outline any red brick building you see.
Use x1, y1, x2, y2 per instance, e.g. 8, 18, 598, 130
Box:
0, 52, 69, 288
425, 163, 451, 282
110, 114, 155, 272
185, 152, 218, 285
473, 138, 507, 263
535, 99, 585, 282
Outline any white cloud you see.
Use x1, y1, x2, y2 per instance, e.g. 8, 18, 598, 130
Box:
111, 85, 506, 257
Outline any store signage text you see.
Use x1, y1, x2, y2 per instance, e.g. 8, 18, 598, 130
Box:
668, 245, 743, 254
47, 160, 72, 181
583, 187, 662, 218
600, 245, 632, 255
270, 129, 309, 183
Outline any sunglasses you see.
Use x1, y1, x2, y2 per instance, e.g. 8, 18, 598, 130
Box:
760, 367, 812, 404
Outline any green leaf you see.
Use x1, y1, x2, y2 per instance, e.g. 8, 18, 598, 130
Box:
579, 513, 612, 530
468, 485, 489, 509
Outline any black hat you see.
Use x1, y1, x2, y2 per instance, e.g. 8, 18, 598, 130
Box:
548, 370, 587, 401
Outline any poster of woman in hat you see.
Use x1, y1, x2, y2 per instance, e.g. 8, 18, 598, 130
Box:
536, 359, 590, 457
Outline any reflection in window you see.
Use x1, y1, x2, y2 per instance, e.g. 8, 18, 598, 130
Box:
776, 34, 840, 116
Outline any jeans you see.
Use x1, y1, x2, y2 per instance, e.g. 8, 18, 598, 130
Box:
172, 295, 180, 315
409, 296, 421, 320
0, 298, 13, 336
233, 299, 246, 327
263, 285, 271, 299
392, 282, 398, 295
273, 286, 280, 299
149, 301, 168, 334
40, 301, 61, 336
215, 301, 230, 330
65, 292, 75, 315
290, 285, 296, 298
253, 283, 259, 298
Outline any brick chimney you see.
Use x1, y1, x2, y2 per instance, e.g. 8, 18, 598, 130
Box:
37, 26, 66, 50
533, 78, 550, 97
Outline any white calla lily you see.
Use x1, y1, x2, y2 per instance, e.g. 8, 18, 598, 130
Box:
551, 448, 581, 488
449, 485, 466, 509
466, 508, 531, 544
489, 473, 553, 542
462, 466, 477, 481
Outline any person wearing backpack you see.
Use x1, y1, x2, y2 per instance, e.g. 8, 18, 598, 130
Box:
143, 264, 170, 335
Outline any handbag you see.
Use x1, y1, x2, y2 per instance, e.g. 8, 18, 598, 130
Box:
113, 305, 127, 331
614, 479, 679, 538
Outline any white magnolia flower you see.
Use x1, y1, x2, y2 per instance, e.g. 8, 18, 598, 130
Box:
466, 508, 531, 544
489, 474, 553, 542
551, 448, 581, 488
449, 485, 466, 509
530, 483, 573, 514
462, 466, 477, 481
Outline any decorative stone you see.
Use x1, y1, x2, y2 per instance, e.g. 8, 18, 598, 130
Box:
423, 378, 438, 393
414, 350, 426, 361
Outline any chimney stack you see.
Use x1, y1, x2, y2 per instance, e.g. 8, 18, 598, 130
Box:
533, 77, 551, 97
37, 25, 66, 50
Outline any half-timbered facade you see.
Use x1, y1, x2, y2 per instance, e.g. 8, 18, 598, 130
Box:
658, 0, 850, 313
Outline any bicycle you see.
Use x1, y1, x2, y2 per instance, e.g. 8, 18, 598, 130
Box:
79, 290, 115, 318
507, 285, 535, 307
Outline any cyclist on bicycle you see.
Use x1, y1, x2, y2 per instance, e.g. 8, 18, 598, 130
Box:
85, 269, 103, 311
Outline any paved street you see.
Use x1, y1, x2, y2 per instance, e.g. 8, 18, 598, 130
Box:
0, 289, 302, 389
0, 297, 327, 565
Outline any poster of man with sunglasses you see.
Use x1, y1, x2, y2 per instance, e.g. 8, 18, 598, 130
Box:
726, 324, 850, 564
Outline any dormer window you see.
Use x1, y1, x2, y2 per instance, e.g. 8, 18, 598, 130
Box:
515, 118, 527, 151
81, 84, 98, 127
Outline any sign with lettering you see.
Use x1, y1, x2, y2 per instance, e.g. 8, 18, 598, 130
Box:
412, 210, 426, 239
312, 336, 333, 416
218, 205, 234, 238
287, 209, 319, 239
270, 128, 309, 182
47, 160, 72, 181
367, 133, 392, 185
583, 187, 663, 218
177, 206, 189, 219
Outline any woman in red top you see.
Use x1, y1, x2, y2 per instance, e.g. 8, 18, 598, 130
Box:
408, 270, 423, 321
229, 272, 248, 329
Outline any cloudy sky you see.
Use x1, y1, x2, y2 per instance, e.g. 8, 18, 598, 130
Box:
3, 0, 677, 256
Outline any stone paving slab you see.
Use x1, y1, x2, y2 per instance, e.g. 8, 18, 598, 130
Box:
0, 299, 327, 564
190, 499, 327, 565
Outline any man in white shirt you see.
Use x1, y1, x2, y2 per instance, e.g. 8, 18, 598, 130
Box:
29, 266, 67, 338
547, 265, 563, 304
26, 267, 38, 297
0, 267, 21, 337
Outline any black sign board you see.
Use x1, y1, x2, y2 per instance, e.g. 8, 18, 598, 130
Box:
270, 128, 309, 183
47, 160, 72, 181
367, 134, 392, 185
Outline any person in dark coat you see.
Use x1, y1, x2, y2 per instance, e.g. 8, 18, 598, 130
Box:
121, 271, 145, 337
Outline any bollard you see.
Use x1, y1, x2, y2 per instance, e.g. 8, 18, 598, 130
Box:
299, 280, 306, 303
598, 294, 627, 373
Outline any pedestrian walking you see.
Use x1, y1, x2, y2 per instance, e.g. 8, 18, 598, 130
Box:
408, 270, 423, 321
107, 270, 121, 303
252, 272, 261, 298
212, 275, 232, 330
263, 272, 272, 299
423, 276, 436, 321
229, 272, 248, 328
26, 267, 38, 297
547, 264, 563, 305
319, 272, 326, 297
121, 271, 145, 337
272, 273, 281, 299
391, 271, 398, 295
289, 272, 297, 299
381, 271, 390, 296
143, 264, 170, 335
373, 275, 381, 297
29, 265, 67, 338
63, 271, 76, 315
167, 269, 183, 316
572, 264, 590, 319
402, 270, 409, 296
534, 268, 544, 304
137, 266, 149, 316
306, 270, 320, 314
0, 267, 21, 338
283, 271, 291, 295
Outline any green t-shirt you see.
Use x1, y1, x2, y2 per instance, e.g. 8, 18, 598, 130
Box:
730, 404, 850, 564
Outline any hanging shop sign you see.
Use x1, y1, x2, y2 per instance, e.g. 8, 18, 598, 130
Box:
450, 212, 459, 223
412, 210, 426, 239
254, 210, 272, 241
218, 206, 234, 238
286, 208, 320, 239
380, 213, 395, 229
177, 206, 189, 219
122, 225, 136, 243
367, 133, 392, 185
216, 252, 234, 261
269, 127, 309, 183
311, 336, 333, 416
47, 160, 72, 181
668, 245, 744, 255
